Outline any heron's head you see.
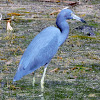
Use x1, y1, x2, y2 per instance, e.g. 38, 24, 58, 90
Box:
59, 8, 86, 23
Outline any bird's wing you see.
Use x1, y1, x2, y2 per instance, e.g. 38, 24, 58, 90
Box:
18, 26, 60, 71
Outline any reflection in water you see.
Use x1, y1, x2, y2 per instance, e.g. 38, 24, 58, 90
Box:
39, 92, 44, 100
32, 87, 44, 100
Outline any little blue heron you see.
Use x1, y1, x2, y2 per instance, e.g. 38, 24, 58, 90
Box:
13, 8, 86, 90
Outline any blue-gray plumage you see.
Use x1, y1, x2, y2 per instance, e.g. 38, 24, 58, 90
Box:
13, 9, 86, 89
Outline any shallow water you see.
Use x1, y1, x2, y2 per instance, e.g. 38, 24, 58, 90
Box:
0, 0, 100, 100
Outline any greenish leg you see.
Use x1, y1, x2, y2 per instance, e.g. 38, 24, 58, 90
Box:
32, 72, 35, 86
41, 64, 48, 92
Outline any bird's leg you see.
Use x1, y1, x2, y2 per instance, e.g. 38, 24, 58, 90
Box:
32, 72, 35, 87
41, 64, 48, 92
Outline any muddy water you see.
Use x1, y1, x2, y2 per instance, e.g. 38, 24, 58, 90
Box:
0, 0, 100, 100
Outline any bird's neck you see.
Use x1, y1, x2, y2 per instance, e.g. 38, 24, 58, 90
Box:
56, 19, 69, 32
56, 18, 69, 46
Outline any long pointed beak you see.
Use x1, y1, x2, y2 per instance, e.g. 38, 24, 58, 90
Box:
71, 13, 86, 23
